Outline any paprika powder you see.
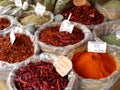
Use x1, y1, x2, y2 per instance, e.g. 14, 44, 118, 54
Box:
0, 17, 10, 30
72, 51, 117, 79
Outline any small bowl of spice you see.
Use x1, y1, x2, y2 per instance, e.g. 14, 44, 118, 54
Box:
16, 11, 54, 28
35, 22, 93, 56
93, 20, 120, 50
61, 5, 105, 30
0, 15, 18, 34
96, 0, 120, 20
72, 50, 120, 90
7, 53, 77, 90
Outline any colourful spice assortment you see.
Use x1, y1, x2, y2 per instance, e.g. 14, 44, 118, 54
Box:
39, 26, 84, 46
14, 61, 68, 90
0, 17, 10, 30
72, 51, 116, 79
62, 5, 104, 25
100, 34, 120, 46
0, 33, 34, 63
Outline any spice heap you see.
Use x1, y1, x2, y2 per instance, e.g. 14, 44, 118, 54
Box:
100, 34, 120, 46
39, 26, 84, 46
72, 51, 116, 79
14, 61, 68, 90
0, 17, 10, 30
0, 33, 34, 63
62, 5, 104, 25
19, 13, 50, 26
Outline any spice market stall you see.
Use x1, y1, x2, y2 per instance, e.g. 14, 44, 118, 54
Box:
0, 0, 120, 90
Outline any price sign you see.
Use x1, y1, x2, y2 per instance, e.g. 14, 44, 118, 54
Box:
10, 29, 16, 45
116, 31, 120, 40
14, 0, 22, 8
53, 56, 72, 77
59, 13, 74, 33
22, 1, 29, 10
87, 41, 107, 53
35, 3, 46, 16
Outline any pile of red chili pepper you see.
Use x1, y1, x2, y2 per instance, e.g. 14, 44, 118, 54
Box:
0, 17, 10, 30
0, 33, 34, 63
14, 61, 68, 90
39, 26, 84, 46
62, 5, 104, 25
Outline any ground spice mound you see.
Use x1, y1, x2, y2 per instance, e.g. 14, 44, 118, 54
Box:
72, 51, 117, 79
0, 17, 10, 30
0, 33, 34, 63
14, 61, 68, 90
39, 26, 84, 46
62, 5, 104, 25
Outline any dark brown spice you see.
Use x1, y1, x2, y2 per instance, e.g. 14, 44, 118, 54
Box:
0, 33, 34, 63
62, 5, 104, 25
0, 17, 10, 30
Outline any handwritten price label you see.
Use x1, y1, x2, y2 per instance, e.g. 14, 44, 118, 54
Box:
53, 56, 72, 77
88, 41, 107, 53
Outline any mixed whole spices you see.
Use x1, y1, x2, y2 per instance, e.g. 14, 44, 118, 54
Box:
62, 5, 104, 25
72, 51, 117, 79
0, 17, 10, 30
100, 34, 120, 46
39, 26, 84, 46
0, 33, 34, 63
14, 61, 68, 90
19, 13, 50, 26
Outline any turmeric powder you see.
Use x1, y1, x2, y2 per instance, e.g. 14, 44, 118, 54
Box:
72, 51, 117, 79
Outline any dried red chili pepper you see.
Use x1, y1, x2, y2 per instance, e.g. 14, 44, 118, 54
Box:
0, 33, 34, 63
39, 26, 84, 46
14, 61, 69, 90
0, 17, 10, 30
62, 5, 104, 25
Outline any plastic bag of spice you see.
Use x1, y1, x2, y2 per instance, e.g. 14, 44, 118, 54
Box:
0, 26, 39, 80
7, 53, 79, 90
35, 22, 93, 57
72, 48, 120, 90
93, 20, 120, 51
16, 11, 54, 29
0, 15, 19, 34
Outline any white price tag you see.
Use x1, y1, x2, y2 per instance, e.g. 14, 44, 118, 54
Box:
116, 31, 120, 40
22, 1, 29, 10
53, 56, 72, 77
14, 0, 22, 8
10, 29, 16, 45
35, 3, 46, 16
59, 20, 74, 33
87, 41, 107, 53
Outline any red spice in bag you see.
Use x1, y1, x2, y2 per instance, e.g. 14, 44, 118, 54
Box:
14, 61, 68, 90
0, 17, 10, 30
0, 33, 34, 63
62, 5, 104, 25
39, 26, 84, 46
